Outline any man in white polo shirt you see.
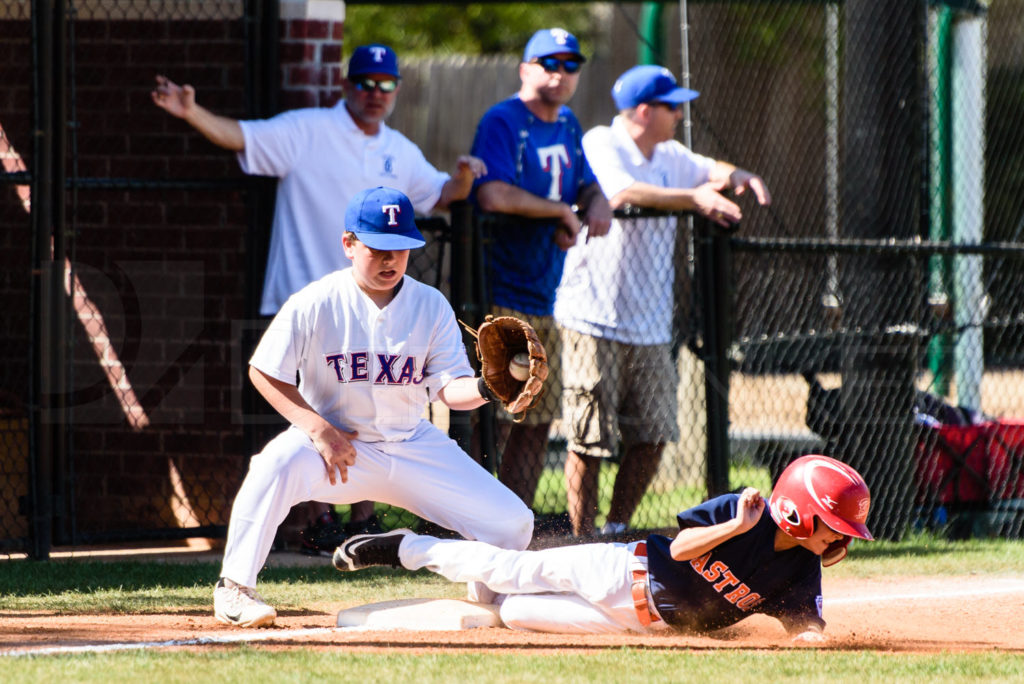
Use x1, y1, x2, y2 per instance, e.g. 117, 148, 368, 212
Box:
555, 65, 771, 537
152, 43, 485, 315
152, 43, 486, 547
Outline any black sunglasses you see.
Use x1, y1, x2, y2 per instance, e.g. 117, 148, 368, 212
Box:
352, 76, 399, 93
651, 101, 681, 112
533, 56, 583, 75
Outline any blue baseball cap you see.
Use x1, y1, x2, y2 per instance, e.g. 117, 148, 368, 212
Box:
347, 44, 400, 79
612, 65, 699, 110
345, 187, 424, 250
523, 28, 586, 63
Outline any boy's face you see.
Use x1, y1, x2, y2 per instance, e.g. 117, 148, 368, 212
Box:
343, 234, 409, 296
797, 518, 846, 556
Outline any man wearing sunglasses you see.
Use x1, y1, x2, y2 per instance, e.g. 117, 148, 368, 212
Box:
469, 28, 612, 518
152, 43, 486, 553
556, 65, 772, 537
152, 44, 485, 315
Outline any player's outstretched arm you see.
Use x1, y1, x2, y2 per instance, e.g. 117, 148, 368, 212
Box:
434, 155, 488, 210
248, 366, 358, 485
151, 75, 245, 152
436, 375, 491, 411
669, 487, 765, 561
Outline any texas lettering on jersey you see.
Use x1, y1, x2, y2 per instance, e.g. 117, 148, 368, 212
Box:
324, 351, 426, 385
537, 144, 570, 200
688, 552, 765, 611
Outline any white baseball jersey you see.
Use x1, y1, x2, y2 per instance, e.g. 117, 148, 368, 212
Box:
555, 116, 716, 345
249, 269, 473, 442
237, 102, 450, 315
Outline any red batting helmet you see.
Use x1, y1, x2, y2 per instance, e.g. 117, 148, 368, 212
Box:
769, 455, 873, 566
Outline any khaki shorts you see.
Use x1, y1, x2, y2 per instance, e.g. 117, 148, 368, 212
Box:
491, 306, 562, 426
561, 328, 679, 458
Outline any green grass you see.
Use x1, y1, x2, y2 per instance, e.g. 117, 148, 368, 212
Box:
532, 460, 774, 530
2, 540, 1023, 680
0, 561, 460, 613
2, 533, 1021, 613
3, 648, 1023, 683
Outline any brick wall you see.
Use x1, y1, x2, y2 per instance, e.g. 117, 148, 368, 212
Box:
280, 17, 345, 109
67, 17, 254, 535
0, 12, 259, 540
0, 0, 356, 543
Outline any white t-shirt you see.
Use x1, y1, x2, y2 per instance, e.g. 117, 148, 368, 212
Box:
238, 102, 450, 314
250, 270, 473, 442
555, 116, 717, 345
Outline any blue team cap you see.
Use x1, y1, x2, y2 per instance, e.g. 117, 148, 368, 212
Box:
347, 44, 400, 79
612, 65, 699, 110
345, 187, 425, 250
523, 28, 586, 63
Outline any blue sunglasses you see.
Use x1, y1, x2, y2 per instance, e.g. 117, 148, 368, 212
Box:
533, 56, 583, 74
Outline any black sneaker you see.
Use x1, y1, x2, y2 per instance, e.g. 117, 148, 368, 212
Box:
333, 528, 413, 572
300, 511, 345, 556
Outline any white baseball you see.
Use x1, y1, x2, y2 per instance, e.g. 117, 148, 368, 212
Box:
509, 352, 531, 382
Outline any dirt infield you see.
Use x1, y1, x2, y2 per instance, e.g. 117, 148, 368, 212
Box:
3, 574, 1023, 656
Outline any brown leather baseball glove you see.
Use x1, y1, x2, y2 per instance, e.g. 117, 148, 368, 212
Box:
462, 315, 548, 422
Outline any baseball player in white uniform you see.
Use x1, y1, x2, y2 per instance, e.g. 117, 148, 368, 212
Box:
152, 43, 487, 543
212, 187, 532, 628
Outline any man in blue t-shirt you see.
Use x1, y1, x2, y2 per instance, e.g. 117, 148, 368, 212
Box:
470, 28, 612, 509
335, 455, 875, 642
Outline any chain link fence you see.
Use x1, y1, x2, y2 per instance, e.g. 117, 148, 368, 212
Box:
4, 1, 1024, 556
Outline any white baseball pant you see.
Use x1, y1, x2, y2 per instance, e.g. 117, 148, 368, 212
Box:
220, 423, 533, 588
399, 533, 670, 634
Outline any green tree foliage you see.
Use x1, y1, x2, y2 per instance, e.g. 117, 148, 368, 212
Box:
342, 3, 600, 57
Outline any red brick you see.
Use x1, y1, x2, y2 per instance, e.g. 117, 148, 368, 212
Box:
287, 65, 330, 87
74, 42, 131, 68
320, 91, 343, 108
321, 43, 342, 64
281, 90, 318, 110
111, 21, 168, 42
287, 19, 329, 40
166, 204, 226, 226
280, 42, 316, 63
167, 20, 232, 41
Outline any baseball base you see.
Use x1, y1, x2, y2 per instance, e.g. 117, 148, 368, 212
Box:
336, 598, 502, 630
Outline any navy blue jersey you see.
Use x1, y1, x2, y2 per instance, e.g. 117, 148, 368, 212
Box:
645, 493, 825, 634
470, 96, 596, 315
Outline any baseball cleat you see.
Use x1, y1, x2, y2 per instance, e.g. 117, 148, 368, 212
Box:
333, 528, 413, 572
213, 577, 277, 628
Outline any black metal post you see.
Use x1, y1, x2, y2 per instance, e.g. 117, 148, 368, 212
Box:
696, 217, 734, 497
447, 201, 475, 456
241, 0, 280, 462
29, 0, 61, 559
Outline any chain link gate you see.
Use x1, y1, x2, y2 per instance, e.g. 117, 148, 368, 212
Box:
5, 0, 1024, 560
1, 1, 279, 557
